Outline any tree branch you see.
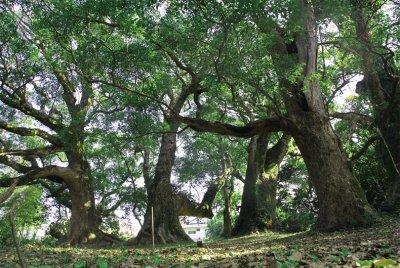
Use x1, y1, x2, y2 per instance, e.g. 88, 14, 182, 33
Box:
0, 165, 75, 187
0, 156, 32, 173
175, 115, 289, 138
0, 90, 63, 131
0, 146, 64, 157
330, 112, 374, 124
350, 135, 379, 162
264, 134, 290, 169
0, 179, 19, 204
0, 119, 63, 146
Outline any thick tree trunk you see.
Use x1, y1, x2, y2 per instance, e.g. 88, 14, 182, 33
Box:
65, 149, 112, 245
275, 1, 374, 231
377, 116, 400, 210
67, 174, 99, 245
134, 86, 193, 245
257, 135, 289, 228
257, 172, 278, 229
291, 113, 374, 231
232, 135, 268, 236
134, 132, 191, 245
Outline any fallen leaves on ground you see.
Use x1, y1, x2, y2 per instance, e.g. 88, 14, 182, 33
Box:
1, 218, 400, 267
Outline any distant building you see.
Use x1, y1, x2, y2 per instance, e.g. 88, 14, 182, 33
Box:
181, 217, 208, 241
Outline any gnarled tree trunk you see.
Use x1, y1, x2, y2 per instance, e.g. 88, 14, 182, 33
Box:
67, 174, 99, 245
257, 135, 289, 228
64, 149, 101, 245
257, 170, 278, 229
277, 0, 374, 231
291, 113, 373, 230
134, 132, 191, 245
232, 135, 268, 236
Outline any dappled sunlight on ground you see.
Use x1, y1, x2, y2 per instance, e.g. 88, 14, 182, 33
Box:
1, 218, 399, 267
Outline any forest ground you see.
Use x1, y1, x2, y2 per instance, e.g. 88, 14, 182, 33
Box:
1, 217, 399, 268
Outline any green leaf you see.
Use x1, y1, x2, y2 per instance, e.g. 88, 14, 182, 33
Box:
356, 259, 373, 267
339, 248, 351, 257
330, 255, 341, 264
374, 258, 397, 268
74, 259, 86, 268
97, 258, 108, 268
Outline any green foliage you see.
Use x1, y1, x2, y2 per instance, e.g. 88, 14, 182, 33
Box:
206, 192, 241, 239
206, 213, 225, 239
74, 259, 86, 268
374, 258, 398, 268
275, 207, 314, 232
275, 160, 316, 232
96, 258, 109, 268
356, 259, 374, 267
0, 186, 45, 246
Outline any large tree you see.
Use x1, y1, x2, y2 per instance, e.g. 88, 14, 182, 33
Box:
169, 0, 375, 231
0, 4, 119, 244
231, 134, 289, 236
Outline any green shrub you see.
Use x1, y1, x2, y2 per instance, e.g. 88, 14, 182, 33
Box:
0, 186, 45, 245
275, 207, 314, 232
206, 213, 238, 239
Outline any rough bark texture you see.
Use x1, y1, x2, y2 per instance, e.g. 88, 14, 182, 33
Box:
222, 177, 234, 237
257, 135, 289, 228
134, 132, 191, 245
176, 179, 222, 218
67, 172, 99, 245
232, 135, 269, 236
257, 177, 277, 228
291, 115, 373, 230
278, 1, 373, 230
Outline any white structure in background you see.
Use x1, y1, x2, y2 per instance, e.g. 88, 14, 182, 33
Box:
181, 217, 208, 241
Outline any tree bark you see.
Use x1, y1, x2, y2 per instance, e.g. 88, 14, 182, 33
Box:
257, 135, 289, 228
291, 113, 373, 230
232, 135, 269, 236
257, 169, 278, 229
176, 179, 222, 218
64, 143, 108, 245
67, 173, 99, 245
134, 132, 191, 245
222, 177, 233, 237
